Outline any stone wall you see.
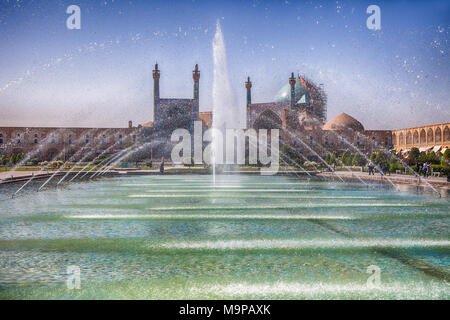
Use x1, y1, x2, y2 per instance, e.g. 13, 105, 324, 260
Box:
0, 127, 137, 161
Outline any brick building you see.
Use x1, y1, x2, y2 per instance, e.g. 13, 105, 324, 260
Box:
392, 123, 450, 154
0, 124, 137, 161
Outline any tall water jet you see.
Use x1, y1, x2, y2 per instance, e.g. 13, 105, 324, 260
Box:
212, 20, 240, 181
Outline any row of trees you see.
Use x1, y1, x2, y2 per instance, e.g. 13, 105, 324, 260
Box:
324, 150, 405, 173
406, 147, 447, 166
323, 148, 450, 175
325, 151, 367, 166
0, 153, 25, 165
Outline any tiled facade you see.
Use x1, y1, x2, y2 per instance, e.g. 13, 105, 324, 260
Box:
0, 126, 137, 160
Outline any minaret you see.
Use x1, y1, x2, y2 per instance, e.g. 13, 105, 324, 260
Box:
152, 63, 160, 127
289, 72, 296, 111
245, 77, 252, 105
192, 64, 200, 122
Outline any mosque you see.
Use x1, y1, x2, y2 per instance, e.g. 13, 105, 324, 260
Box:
0, 63, 448, 162
245, 72, 393, 159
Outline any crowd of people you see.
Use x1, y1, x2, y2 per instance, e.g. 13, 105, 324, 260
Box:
416, 162, 432, 177
367, 161, 433, 177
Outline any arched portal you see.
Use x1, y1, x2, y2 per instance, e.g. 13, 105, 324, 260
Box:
253, 110, 283, 129
160, 105, 192, 137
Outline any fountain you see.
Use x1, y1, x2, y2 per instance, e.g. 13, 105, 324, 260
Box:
1, 173, 449, 299
211, 20, 240, 181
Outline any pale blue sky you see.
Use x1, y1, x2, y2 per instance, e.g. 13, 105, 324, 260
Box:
0, 0, 449, 129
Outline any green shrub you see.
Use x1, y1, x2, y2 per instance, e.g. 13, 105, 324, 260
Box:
430, 164, 450, 176
93, 158, 105, 165
442, 149, 450, 166
389, 162, 404, 173
0, 155, 7, 165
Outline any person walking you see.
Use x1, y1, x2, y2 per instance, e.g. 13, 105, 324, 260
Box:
368, 161, 375, 175
417, 162, 423, 176
423, 162, 430, 178
382, 161, 390, 176
159, 157, 165, 174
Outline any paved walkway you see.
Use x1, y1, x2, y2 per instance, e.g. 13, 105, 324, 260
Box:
0, 170, 48, 180
319, 171, 449, 189
1, 169, 448, 190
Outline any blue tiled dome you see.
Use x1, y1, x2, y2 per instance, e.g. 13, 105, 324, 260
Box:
273, 78, 311, 104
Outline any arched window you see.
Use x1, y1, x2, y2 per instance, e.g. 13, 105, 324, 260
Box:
444, 126, 450, 142
419, 129, 426, 144
427, 128, 434, 144
413, 131, 419, 144
435, 127, 442, 143
13, 132, 24, 145
399, 132, 404, 146
406, 131, 412, 145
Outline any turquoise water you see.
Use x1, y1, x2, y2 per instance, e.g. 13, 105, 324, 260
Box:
0, 175, 449, 299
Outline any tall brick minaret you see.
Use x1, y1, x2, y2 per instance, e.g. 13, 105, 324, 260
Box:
245, 77, 252, 106
192, 64, 200, 123
152, 63, 160, 127
289, 72, 296, 111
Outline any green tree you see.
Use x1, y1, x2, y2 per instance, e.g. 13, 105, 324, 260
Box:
375, 150, 387, 164
407, 147, 420, 165
388, 157, 403, 173
441, 149, 450, 167
369, 153, 376, 162
325, 153, 331, 164
339, 151, 349, 165
352, 153, 366, 166
329, 151, 336, 165
423, 151, 440, 164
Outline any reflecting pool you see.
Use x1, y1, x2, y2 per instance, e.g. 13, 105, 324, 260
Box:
0, 175, 449, 299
